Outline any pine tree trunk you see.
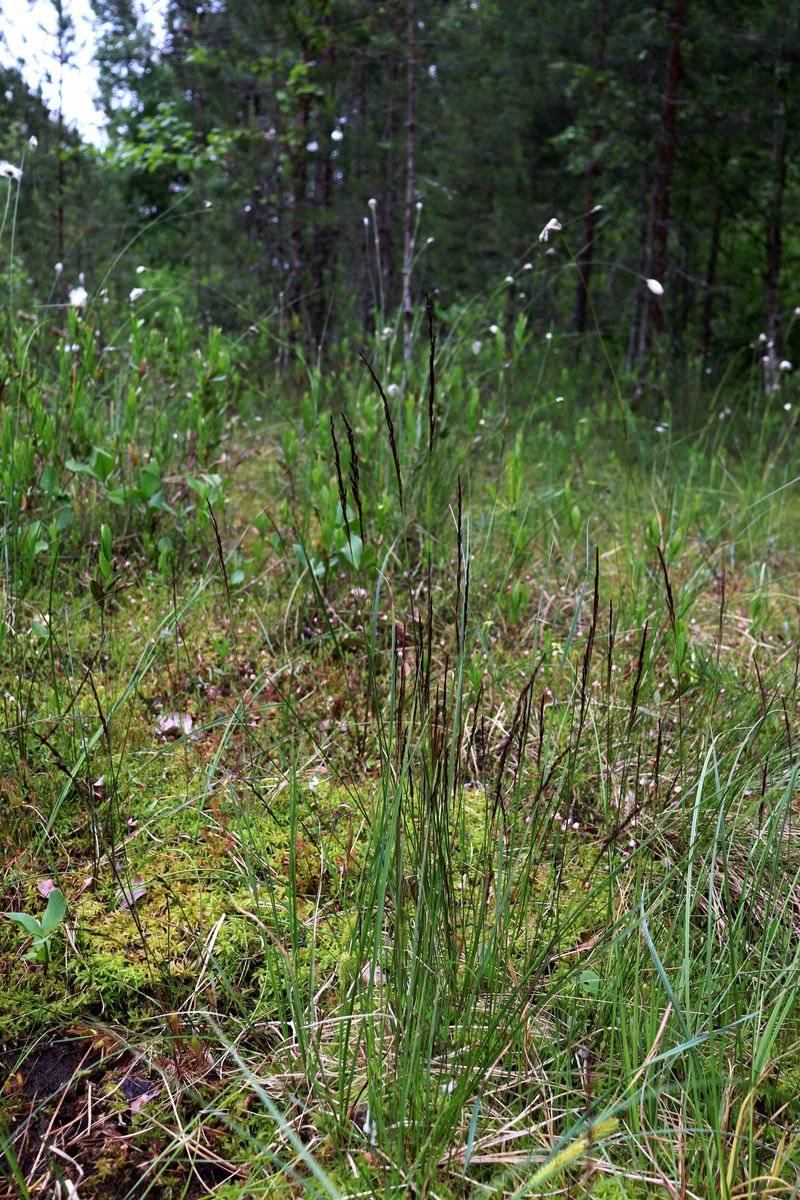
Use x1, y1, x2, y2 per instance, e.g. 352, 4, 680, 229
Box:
573, 5, 608, 347
636, 0, 687, 383
764, 62, 786, 395
401, 0, 416, 364
699, 203, 722, 361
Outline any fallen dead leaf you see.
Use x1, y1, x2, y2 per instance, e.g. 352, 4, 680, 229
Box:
114, 876, 147, 910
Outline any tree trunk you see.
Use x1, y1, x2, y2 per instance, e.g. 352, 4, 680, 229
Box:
699, 203, 722, 361
401, 0, 416, 364
636, 0, 687, 381
572, 179, 600, 341
55, 0, 67, 278
763, 61, 786, 395
287, 36, 312, 338
573, 5, 608, 346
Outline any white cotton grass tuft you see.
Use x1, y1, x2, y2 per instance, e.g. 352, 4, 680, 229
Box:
362, 1106, 378, 1147
545, 331, 553, 341
779, 360, 793, 371
489, 324, 499, 335
306, 140, 319, 153
646, 278, 664, 296
539, 217, 561, 242
504, 275, 514, 284
28, 135, 38, 151
331, 128, 343, 142
68, 285, 88, 309
0, 160, 22, 182
129, 287, 146, 302
135, 264, 147, 274
367, 197, 377, 210
471, 340, 482, 355
54, 262, 64, 274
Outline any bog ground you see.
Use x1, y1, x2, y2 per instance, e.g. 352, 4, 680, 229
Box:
2, 328, 800, 1197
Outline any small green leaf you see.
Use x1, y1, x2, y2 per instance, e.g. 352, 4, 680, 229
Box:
6, 912, 44, 938
90, 448, 116, 482
340, 534, 363, 569
41, 888, 67, 934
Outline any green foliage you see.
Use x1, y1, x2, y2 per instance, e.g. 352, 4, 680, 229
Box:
5, 889, 67, 968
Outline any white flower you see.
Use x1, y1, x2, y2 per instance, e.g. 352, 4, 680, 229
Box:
590, 203, 603, 214
539, 217, 561, 242
362, 216, 369, 227
331, 128, 343, 142
306, 140, 319, 152
204, 200, 212, 208
68, 286, 88, 308
28, 135, 38, 151
779, 360, 792, 371
555, 395, 564, 403
136, 264, 147, 274
54, 261, 63, 274
386, 383, 399, 397
758, 332, 768, 343
655, 423, 668, 433
545, 331, 553, 341
522, 262, 533, 271
784, 402, 792, 411
646, 278, 664, 296
129, 287, 146, 302
426, 236, 434, 245
0, 160, 22, 182
382, 325, 393, 338
504, 275, 514, 284
368, 197, 377, 210
489, 324, 499, 335
794, 307, 800, 316
471, 340, 482, 355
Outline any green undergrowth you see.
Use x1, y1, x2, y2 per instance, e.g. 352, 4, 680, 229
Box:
3, 333, 800, 1197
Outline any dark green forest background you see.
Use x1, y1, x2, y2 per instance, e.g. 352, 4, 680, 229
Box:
1, 0, 799, 399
